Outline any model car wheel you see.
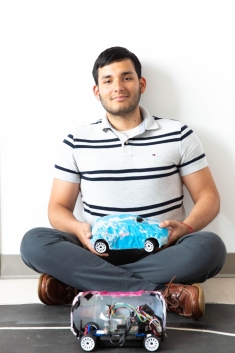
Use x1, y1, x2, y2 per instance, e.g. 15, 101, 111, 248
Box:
144, 335, 159, 351
80, 334, 96, 351
94, 240, 108, 254
85, 322, 99, 333
144, 239, 158, 253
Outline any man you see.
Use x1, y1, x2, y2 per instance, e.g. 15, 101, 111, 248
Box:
20, 46, 226, 319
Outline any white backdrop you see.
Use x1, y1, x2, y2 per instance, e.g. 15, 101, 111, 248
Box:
0, 0, 234, 254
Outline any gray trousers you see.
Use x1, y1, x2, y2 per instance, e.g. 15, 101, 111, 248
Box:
20, 227, 226, 291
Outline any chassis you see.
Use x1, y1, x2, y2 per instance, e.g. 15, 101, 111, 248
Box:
71, 291, 167, 352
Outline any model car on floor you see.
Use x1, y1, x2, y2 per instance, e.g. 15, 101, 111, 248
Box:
90, 213, 169, 254
71, 291, 167, 352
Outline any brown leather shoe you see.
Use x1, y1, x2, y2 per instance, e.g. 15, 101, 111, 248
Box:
162, 281, 205, 319
38, 274, 79, 305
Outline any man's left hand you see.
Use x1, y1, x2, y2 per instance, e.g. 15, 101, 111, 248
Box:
159, 220, 191, 247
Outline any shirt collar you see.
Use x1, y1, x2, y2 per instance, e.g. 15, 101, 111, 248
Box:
101, 106, 159, 131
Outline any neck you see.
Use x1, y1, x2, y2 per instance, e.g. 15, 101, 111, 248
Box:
106, 107, 143, 131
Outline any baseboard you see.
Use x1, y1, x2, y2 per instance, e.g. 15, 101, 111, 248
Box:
0, 254, 40, 278
0, 253, 234, 278
215, 253, 235, 277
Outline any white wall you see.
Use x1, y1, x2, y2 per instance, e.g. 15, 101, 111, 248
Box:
0, 0, 234, 254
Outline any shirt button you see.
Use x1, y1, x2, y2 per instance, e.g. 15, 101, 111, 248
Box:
125, 141, 129, 145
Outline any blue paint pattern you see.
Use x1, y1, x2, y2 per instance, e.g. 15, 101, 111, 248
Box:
90, 213, 169, 250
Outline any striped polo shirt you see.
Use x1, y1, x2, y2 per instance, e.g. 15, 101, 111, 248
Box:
54, 107, 208, 226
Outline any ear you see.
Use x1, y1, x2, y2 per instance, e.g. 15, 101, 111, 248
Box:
139, 77, 147, 94
93, 85, 101, 101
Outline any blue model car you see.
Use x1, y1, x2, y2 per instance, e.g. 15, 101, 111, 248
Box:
90, 214, 169, 254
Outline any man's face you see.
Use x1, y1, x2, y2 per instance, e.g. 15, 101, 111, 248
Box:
93, 59, 146, 116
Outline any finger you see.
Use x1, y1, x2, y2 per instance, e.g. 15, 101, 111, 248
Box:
95, 251, 109, 257
159, 221, 169, 228
89, 247, 109, 257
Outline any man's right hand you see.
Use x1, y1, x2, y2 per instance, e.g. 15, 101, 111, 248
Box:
48, 179, 108, 257
75, 221, 109, 257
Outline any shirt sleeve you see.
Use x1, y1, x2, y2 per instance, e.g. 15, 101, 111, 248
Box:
179, 124, 208, 177
54, 133, 81, 183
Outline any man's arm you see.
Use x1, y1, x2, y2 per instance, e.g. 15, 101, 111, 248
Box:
160, 166, 220, 246
48, 178, 108, 256
182, 166, 220, 230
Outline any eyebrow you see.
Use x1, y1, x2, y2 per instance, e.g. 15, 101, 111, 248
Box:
100, 71, 135, 80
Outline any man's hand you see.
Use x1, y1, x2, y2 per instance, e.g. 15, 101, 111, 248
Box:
48, 179, 108, 257
160, 167, 220, 248
75, 222, 109, 257
159, 220, 190, 247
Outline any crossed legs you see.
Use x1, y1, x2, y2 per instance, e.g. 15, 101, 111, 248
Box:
20, 227, 226, 291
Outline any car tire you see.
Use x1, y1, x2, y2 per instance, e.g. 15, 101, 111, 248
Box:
144, 239, 158, 253
80, 334, 96, 351
85, 322, 99, 332
94, 240, 109, 254
143, 335, 159, 351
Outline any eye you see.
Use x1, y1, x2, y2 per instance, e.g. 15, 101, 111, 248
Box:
124, 77, 132, 81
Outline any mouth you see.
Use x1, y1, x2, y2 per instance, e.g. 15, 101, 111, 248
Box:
111, 95, 129, 101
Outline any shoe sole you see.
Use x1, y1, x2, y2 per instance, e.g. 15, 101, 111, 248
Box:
192, 283, 205, 317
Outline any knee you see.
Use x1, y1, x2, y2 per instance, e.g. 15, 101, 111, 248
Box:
20, 227, 45, 259
180, 231, 227, 266
203, 232, 226, 254
195, 231, 227, 266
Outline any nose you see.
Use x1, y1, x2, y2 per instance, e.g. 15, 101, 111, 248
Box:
114, 78, 124, 92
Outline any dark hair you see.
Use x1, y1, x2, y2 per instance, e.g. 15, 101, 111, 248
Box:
92, 46, 142, 85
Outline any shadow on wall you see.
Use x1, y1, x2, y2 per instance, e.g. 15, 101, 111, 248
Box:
140, 62, 234, 245
140, 63, 181, 120
193, 130, 235, 242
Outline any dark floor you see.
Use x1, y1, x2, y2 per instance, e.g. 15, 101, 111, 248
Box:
1, 304, 235, 353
